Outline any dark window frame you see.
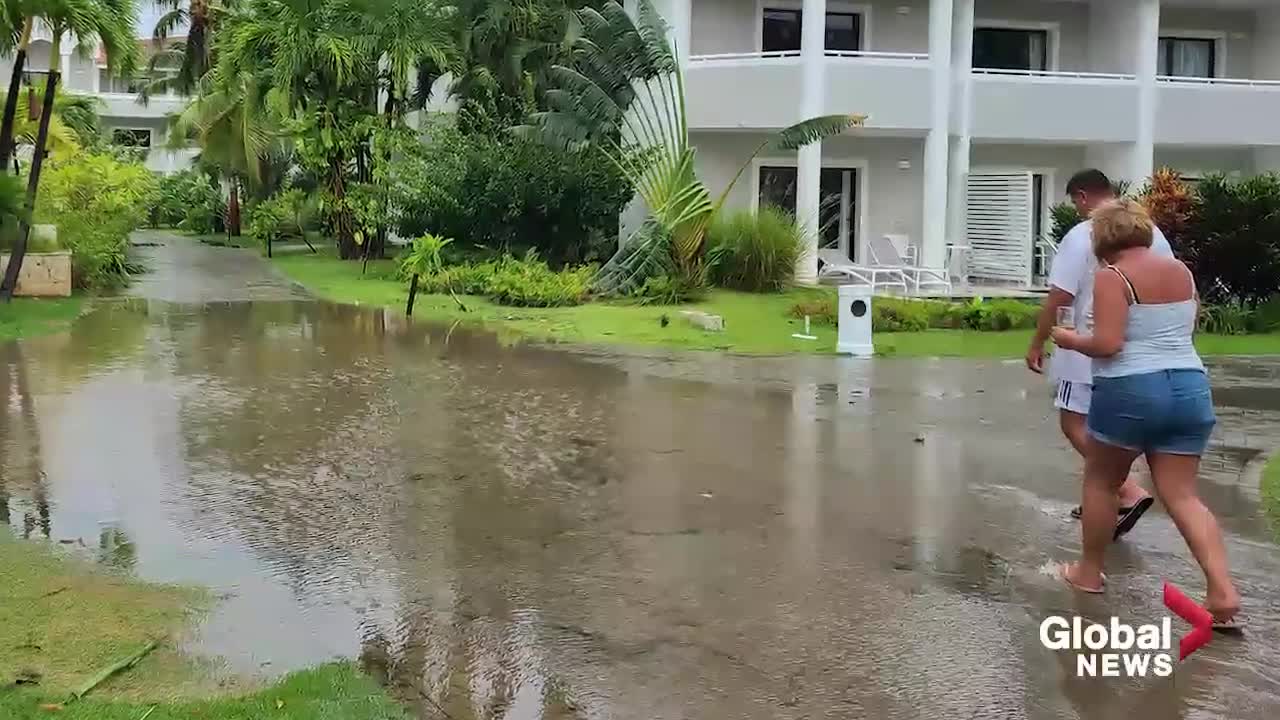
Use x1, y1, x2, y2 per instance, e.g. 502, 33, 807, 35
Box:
1158, 36, 1218, 78
760, 7, 864, 53
972, 27, 1051, 72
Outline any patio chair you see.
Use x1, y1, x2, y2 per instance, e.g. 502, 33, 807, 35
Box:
867, 234, 952, 295
816, 248, 908, 294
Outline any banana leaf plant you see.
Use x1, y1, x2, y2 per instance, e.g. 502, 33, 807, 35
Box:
514, 0, 864, 293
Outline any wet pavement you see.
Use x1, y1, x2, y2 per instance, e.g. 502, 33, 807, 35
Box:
3, 235, 1280, 719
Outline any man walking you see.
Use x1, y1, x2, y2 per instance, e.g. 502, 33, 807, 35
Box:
1027, 169, 1173, 538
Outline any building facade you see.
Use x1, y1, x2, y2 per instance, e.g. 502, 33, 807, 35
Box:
0, 24, 197, 174
651, 0, 1280, 286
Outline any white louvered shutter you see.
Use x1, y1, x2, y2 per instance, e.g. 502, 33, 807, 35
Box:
965, 173, 1034, 285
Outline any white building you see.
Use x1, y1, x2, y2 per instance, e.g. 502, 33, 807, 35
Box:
650, 0, 1280, 287
0, 23, 196, 174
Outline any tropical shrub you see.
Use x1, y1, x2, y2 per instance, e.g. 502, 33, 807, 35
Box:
406, 253, 594, 307
1049, 202, 1083, 246
485, 254, 594, 307
707, 207, 805, 293
787, 296, 1038, 332
392, 124, 632, 267
629, 273, 708, 305
247, 189, 314, 249
35, 153, 158, 289
150, 169, 225, 233
1198, 303, 1253, 335
516, 0, 859, 295
1138, 168, 1194, 251
1184, 173, 1280, 305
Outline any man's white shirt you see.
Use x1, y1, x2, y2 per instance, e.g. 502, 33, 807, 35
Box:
1047, 219, 1174, 385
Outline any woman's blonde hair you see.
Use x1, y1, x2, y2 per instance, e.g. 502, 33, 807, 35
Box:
1090, 198, 1154, 259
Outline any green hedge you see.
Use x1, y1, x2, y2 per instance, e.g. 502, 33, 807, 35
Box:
788, 296, 1040, 332
411, 254, 594, 308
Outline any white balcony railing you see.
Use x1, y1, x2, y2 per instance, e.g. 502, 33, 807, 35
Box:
825, 50, 929, 63
1156, 75, 1280, 88
688, 50, 800, 65
971, 68, 1137, 82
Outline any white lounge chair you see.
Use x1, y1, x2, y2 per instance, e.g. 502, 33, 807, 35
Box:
816, 248, 908, 294
868, 234, 952, 295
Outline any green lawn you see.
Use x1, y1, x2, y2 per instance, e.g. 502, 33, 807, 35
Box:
271, 251, 1280, 358
0, 533, 405, 718
0, 296, 84, 343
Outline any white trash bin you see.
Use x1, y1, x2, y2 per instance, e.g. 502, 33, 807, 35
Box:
837, 285, 874, 357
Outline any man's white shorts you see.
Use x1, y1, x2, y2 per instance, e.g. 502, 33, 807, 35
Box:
1055, 380, 1092, 415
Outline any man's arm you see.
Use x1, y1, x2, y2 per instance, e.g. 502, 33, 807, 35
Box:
1026, 287, 1075, 374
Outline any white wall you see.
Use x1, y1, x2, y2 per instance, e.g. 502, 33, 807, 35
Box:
1160, 7, 1255, 78
1154, 147, 1255, 178
970, 143, 1085, 198
690, 0, 756, 54
1088, 0, 1150, 75
975, 0, 1089, 71
1255, 8, 1280, 81
691, 131, 925, 254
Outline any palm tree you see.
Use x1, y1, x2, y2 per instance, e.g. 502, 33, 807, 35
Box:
517, 0, 862, 292
169, 65, 284, 234
0, 0, 141, 171
143, 0, 233, 100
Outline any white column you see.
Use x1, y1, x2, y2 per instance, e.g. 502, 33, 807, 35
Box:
1131, 0, 1160, 183
945, 0, 975, 253
794, 0, 827, 284
668, 0, 692, 65
921, 0, 955, 269
58, 37, 72, 81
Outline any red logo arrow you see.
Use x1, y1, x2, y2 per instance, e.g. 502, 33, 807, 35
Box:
1164, 581, 1213, 661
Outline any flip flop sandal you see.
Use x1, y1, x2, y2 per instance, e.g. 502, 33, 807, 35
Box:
1114, 496, 1156, 540
1070, 504, 1132, 520
1058, 562, 1106, 594
1211, 618, 1245, 635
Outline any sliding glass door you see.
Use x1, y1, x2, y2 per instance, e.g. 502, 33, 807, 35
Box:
757, 165, 859, 260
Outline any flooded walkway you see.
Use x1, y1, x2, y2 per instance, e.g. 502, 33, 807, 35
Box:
3, 236, 1279, 719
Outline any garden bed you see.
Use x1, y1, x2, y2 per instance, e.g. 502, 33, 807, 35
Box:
272, 252, 1280, 358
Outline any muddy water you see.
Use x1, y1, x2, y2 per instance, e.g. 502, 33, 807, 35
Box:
3, 243, 1280, 719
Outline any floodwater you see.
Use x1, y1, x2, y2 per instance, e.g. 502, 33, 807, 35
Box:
3, 235, 1280, 719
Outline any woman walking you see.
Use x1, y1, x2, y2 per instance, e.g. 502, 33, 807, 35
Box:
1050, 198, 1239, 626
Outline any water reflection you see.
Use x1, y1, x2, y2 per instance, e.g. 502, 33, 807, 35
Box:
2, 299, 1279, 719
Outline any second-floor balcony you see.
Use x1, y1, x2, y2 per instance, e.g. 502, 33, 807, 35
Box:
685, 49, 933, 130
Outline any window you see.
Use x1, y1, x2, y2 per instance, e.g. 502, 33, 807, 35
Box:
99, 69, 141, 94
973, 28, 1049, 72
758, 165, 859, 259
1159, 37, 1216, 78
111, 128, 152, 148
761, 8, 862, 53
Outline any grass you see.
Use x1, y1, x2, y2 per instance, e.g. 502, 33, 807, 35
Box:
0, 534, 405, 718
0, 664, 406, 720
271, 250, 1280, 358
0, 296, 84, 343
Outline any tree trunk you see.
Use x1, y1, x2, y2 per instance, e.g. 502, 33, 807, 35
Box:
227, 183, 241, 236
0, 19, 33, 174
0, 69, 57, 303
330, 152, 357, 259
405, 273, 419, 317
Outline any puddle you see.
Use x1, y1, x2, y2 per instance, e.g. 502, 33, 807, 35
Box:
3, 240, 1280, 718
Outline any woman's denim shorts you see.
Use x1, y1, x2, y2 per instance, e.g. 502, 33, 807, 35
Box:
1087, 369, 1216, 456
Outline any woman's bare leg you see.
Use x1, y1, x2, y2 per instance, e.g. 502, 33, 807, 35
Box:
1146, 452, 1240, 620
1067, 441, 1139, 589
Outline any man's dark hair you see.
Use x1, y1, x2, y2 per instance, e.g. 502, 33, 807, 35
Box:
1066, 169, 1114, 197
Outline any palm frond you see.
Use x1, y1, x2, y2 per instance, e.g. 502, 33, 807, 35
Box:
772, 114, 865, 151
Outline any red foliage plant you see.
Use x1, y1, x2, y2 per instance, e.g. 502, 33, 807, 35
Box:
1138, 167, 1195, 251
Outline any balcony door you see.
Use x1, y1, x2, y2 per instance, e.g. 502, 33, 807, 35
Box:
760, 6, 863, 53
1158, 37, 1217, 78
758, 165, 860, 260
973, 27, 1049, 72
